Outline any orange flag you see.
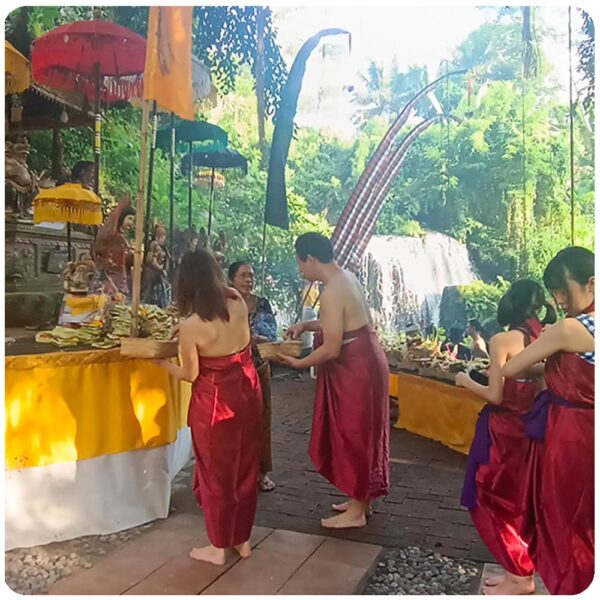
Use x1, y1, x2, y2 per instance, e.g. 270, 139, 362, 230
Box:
143, 6, 195, 121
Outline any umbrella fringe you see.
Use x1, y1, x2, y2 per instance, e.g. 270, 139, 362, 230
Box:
37, 67, 143, 102
33, 200, 103, 226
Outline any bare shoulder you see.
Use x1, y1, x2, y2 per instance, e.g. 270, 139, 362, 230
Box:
489, 331, 512, 351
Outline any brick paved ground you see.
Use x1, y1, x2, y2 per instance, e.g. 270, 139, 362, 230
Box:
171, 374, 493, 564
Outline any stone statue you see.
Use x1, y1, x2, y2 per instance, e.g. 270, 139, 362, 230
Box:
62, 256, 100, 294
94, 197, 136, 301
5, 134, 54, 218
58, 257, 107, 327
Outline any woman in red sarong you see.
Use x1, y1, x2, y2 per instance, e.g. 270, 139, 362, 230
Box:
279, 233, 389, 529
503, 246, 595, 595
153, 249, 262, 565
456, 280, 556, 595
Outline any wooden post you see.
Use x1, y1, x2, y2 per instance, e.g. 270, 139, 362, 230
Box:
130, 100, 152, 337
168, 112, 176, 268
187, 141, 193, 228
144, 101, 158, 252
207, 167, 216, 236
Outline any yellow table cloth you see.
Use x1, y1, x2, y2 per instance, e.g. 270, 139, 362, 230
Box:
5, 348, 193, 549
5, 349, 190, 470
389, 371, 485, 454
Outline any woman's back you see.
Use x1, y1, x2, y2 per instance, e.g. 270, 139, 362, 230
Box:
184, 291, 251, 358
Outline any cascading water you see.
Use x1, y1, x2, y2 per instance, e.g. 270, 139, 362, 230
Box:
359, 232, 477, 335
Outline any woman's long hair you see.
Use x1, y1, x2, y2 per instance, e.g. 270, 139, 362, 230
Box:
497, 279, 557, 329
177, 249, 230, 321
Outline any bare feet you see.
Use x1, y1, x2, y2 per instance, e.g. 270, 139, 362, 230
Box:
332, 500, 372, 517
322, 500, 368, 529
189, 545, 226, 566
483, 574, 535, 595
234, 541, 252, 558
484, 574, 505, 587
259, 474, 276, 492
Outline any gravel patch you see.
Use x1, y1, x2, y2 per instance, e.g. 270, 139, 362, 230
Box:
5, 522, 157, 595
363, 546, 480, 595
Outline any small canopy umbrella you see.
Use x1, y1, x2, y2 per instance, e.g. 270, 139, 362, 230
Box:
33, 183, 103, 260
5, 41, 31, 95
155, 119, 229, 256
131, 58, 219, 257
181, 147, 248, 237
31, 19, 146, 194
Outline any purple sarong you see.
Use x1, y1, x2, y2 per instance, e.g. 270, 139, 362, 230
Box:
460, 404, 505, 510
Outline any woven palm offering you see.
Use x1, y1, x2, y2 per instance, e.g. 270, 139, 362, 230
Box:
257, 339, 302, 361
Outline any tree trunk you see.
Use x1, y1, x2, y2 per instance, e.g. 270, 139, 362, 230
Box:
254, 7, 268, 168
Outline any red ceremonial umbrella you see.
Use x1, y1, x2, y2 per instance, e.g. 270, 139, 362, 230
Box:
31, 20, 146, 194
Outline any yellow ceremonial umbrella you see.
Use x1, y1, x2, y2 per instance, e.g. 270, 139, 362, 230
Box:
34, 183, 103, 260
5, 41, 31, 95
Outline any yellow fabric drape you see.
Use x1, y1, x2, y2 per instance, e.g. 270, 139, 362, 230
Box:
389, 371, 484, 455
5, 41, 31, 95
143, 6, 195, 120
5, 350, 191, 470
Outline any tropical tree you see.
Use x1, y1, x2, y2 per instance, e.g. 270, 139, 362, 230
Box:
351, 60, 435, 128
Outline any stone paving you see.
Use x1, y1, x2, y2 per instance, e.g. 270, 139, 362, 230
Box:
171, 374, 493, 563
47, 514, 382, 595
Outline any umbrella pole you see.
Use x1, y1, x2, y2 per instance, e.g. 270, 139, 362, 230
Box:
260, 220, 268, 295
131, 100, 151, 337
67, 223, 72, 262
169, 112, 175, 269
93, 63, 101, 196
144, 101, 158, 252
188, 141, 193, 228
92, 62, 101, 245
208, 167, 216, 237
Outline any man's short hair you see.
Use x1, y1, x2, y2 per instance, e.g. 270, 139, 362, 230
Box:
295, 233, 334, 264
71, 161, 94, 182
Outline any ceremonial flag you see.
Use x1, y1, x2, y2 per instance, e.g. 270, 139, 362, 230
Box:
143, 6, 195, 121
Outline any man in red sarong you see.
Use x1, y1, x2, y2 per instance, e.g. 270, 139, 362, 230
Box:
279, 233, 390, 528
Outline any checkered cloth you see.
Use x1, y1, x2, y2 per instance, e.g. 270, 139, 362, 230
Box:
576, 313, 595, 364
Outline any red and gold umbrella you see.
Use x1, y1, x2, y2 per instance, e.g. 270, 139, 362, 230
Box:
31, 20, 147, 193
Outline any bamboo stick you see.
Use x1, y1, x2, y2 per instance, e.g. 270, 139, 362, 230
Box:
130, 100, 152, 337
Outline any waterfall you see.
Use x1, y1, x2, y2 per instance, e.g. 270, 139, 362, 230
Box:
359, 232, 477, 335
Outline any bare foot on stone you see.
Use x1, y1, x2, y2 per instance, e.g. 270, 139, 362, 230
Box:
332, 500, 372, 517
234, 541, 252, 558
484, 574, 505, 587
321, 511, 367, 529
483, 574, 535, 595
189, 545, 226, 565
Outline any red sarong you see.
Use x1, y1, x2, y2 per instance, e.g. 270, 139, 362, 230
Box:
521, 348, 594, 595
465, 318, 542, 577
188, 345, 262, 548
310, 324, 390, 501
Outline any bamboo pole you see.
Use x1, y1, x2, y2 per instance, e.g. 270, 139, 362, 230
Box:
208, 167, 216, 236
144, 101, 158, 252
130, 100, 152, 337
168, 112, 176, 268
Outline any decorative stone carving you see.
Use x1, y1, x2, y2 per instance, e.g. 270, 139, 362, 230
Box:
5, 134, 54, 218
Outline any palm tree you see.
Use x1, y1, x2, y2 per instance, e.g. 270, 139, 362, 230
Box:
351, 60, 432, 128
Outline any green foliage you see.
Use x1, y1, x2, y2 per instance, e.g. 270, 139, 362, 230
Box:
17, 8, 595, 318
458, 278, 510, 325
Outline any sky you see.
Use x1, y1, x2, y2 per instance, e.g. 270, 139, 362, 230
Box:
271, 5, 579, 139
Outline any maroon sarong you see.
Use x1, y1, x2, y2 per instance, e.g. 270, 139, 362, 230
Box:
309, 324, 390, 501
189, 345, 262, 548
521, 347, 594, 595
